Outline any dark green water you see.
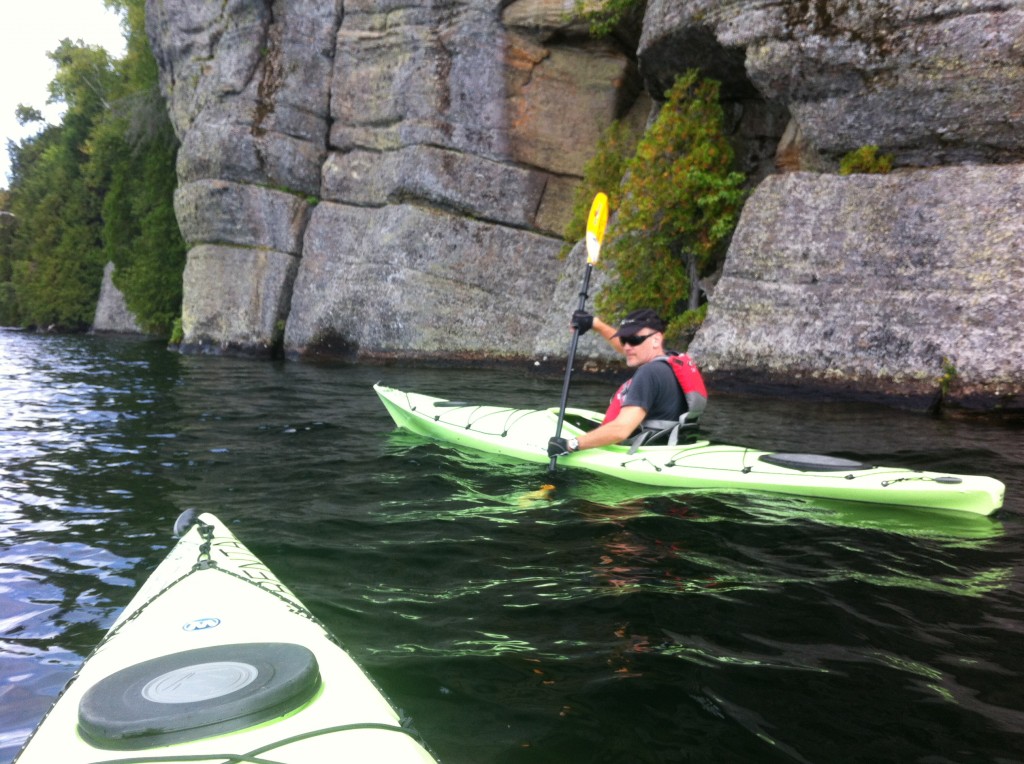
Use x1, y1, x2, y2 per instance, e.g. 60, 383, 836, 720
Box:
1, 329, 1023, 763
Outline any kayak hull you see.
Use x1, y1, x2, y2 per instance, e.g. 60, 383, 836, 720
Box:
14, 512, 438, 764
375, 384, 1005, 516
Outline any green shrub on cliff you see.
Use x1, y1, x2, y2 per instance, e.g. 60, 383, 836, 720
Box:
573, 0, 643, 37
839, 145, 894, 175
595, 70, 746, 342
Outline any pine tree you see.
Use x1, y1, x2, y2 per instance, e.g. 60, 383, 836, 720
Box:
2, 0, 185, 334
596, 70, 746, 342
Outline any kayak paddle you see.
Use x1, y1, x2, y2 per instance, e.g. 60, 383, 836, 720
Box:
549, 192, 609, 472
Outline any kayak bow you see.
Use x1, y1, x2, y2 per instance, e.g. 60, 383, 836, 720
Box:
14, 511, 439, 764
374, 384, 1004, 516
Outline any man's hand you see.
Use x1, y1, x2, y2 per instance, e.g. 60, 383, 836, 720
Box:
571, 310, 593, 334
547, 436, 577, 456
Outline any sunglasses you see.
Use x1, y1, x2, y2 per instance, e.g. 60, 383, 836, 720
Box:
621, 332, 657, 347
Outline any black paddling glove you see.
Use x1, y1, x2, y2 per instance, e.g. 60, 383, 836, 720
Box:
547, 437, 572, 457
571, 310, 594, 334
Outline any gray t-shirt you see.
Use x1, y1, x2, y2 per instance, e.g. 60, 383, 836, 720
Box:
620, 358, 684, 421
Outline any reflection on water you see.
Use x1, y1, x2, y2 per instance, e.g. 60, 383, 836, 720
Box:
1, 329, 1022, 763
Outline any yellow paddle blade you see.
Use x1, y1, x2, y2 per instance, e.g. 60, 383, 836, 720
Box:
518, 484, 557, 506
585, 192, 609, 265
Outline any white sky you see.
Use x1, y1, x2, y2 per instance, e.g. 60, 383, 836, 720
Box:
0, 0, 127, 189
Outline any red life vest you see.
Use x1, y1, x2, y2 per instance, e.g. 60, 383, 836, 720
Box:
602, 354, 708, 425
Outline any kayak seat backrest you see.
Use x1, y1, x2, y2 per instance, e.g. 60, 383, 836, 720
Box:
627, 409, 702, 454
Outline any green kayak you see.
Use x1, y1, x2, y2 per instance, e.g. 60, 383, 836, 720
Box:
374, 384, 1005, 516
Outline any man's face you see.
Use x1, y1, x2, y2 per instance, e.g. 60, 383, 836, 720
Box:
623, 331, 663, 368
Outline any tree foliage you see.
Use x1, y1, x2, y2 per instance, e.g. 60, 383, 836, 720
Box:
839, 145, 893, 175
15, 105, 44, 126
91, 0, 185, 334
573, 0, 645, 38
4, 41, 117, 330
0, 0, 184, 335
0, 191, 15, 324
594, 70, 747, 343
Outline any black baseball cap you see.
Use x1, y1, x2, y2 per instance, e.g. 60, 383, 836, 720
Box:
612, 309, 666, 338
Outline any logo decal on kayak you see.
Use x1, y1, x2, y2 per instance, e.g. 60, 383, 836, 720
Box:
182, 617, 221, 632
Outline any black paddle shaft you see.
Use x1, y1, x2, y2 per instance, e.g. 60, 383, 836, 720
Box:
549, 262, 594, 472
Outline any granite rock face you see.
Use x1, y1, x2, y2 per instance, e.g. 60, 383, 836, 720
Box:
92, 262, 144, 335
285, 202, 568, 359
639, 0, 1024, 168
144, 0, 1024, 409
147, 0, 641, 359
637, 0, 1024, 409
689, 168, 1024, 410
147, 0, 341, 353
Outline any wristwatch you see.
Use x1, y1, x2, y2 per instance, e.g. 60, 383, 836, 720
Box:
568, 437, 579, 452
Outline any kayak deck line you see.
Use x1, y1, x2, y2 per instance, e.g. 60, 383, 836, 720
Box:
374, 384, 1005, 516
102, 519, 321, 642
83, 722, 432, 764
14, 512, 440, 764
409, 398, 533, 436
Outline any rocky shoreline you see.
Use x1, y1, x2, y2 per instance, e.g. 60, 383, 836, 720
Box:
87, 0, 1024, 415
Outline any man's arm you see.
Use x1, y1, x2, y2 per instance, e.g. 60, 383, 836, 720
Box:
576, 405, 646, 450
573, 312, 625, 356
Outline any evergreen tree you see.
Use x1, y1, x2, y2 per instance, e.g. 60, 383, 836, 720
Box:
596, 70, 746, 342
7, 40, 116, 329
2, 0, 184, 335
90, 0, 185, 334
0, 189, 16, 325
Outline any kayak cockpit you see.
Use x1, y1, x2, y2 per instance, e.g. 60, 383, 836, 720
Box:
758, 452, 874, 472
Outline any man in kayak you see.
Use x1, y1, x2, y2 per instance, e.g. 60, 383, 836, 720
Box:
547, 308, 707, 456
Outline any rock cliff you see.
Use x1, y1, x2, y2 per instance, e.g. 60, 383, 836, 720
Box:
690, 168, 1024, 412
145, 0, 1024, 411
92, 262, 145, 335
676, 0, 1024, 412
